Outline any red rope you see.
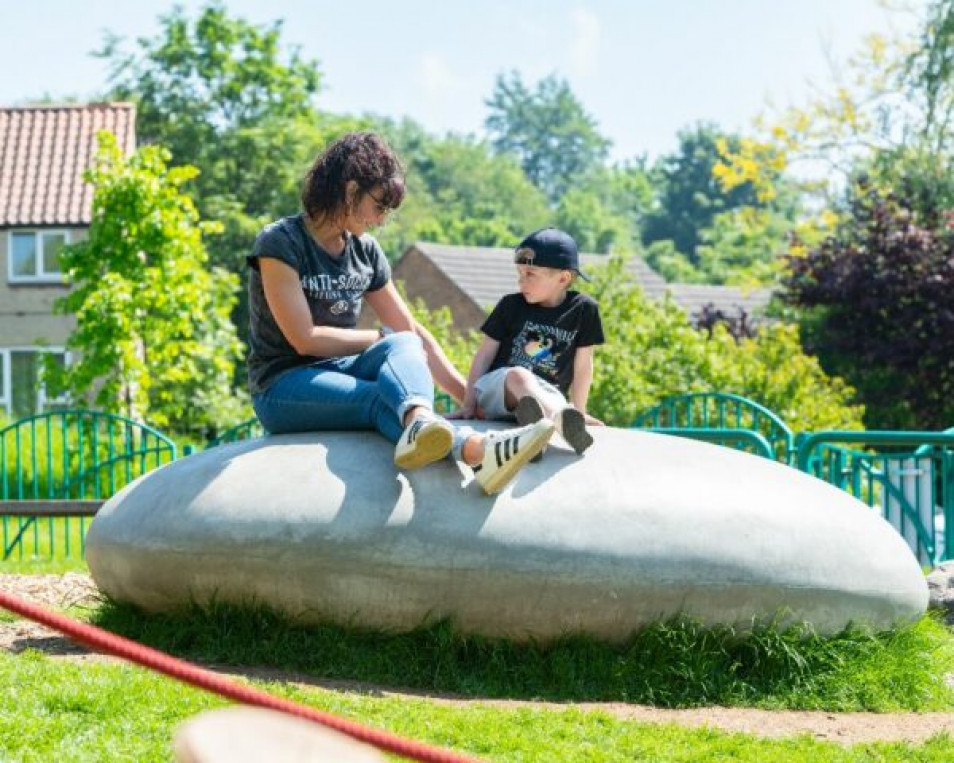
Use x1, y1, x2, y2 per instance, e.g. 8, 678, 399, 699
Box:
0, 589, 477, 763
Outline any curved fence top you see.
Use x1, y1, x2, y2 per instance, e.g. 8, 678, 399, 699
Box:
207, 418, 264, 448
0, 409, 177, 500
632, 392, 794, 461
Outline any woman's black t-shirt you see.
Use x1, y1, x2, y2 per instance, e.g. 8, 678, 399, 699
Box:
481, 291, 604, 394
246, 214, 390, 395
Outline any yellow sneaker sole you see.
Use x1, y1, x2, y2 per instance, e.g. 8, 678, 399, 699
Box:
394, 424, 453, 470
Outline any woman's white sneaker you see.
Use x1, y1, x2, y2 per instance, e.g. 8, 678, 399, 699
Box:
394, 417, 454, 469
472, 419, 555, 495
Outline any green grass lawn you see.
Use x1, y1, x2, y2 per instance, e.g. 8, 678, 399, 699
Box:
2, 558, 954, 761
88, 599, 954, 713
1, 650, 953, 762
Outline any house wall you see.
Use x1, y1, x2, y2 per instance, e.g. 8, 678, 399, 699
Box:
387, 246, 487, 332
0, 226, 83, 346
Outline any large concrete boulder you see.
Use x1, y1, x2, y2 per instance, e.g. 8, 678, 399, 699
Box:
86, 427, 928, 642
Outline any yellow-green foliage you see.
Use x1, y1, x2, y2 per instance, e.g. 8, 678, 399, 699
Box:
401, 289, 484, 380
583, 256, 864, 429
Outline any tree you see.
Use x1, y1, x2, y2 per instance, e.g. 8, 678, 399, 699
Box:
553, 188, 631, 254
98, 1, 321, 217
51, 132, 245, 435
485, 72, 611, 202
642, 123, 772, 262
375, 118, 550, 253
715, 0, 954, 217
784, 181, 954, 430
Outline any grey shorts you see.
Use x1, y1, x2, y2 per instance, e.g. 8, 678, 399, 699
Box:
473, 366, 567, 420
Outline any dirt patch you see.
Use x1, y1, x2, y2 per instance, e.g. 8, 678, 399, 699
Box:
1, 573, 953, 746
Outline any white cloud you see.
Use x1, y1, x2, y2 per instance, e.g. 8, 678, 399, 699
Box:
569, 8, 601, 79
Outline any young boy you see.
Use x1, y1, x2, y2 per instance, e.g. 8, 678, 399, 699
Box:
453, 228, 604, 456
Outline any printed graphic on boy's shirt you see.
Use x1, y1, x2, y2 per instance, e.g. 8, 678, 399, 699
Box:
508, 321, 578, 379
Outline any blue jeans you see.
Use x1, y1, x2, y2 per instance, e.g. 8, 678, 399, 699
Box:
252, 332, 434, 443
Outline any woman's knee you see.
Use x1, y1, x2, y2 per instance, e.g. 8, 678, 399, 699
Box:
378, 330, 426, 361
379, 330, 423, 349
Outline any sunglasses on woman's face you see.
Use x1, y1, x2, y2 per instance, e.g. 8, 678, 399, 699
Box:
365, 189, 394, 216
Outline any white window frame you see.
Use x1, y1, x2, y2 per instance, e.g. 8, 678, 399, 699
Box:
0, 347, 71, 419
7, 229, 71, 284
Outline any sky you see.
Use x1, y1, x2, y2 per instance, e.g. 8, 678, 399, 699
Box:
0, 0, 928, 162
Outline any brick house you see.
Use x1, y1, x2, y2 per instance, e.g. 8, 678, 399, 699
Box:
386, 241, 772, 333
0, 103, 136, 419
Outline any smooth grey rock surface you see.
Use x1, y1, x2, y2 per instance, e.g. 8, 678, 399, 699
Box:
86, 426, 928, 642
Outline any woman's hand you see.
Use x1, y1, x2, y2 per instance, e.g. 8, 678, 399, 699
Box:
446, 403, 483, 420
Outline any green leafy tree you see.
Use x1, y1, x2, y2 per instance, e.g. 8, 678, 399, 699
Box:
485, 72, 611, 202
784, 181, 954, 430
583, 256, 863, 430
643, 123, 771, 263
98, 1, 321, 220
553, 187, 631, 254
51, 132, 245, 435
376, 119, 549, 253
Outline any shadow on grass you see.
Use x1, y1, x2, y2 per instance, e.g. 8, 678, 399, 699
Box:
89, 599, 954, 712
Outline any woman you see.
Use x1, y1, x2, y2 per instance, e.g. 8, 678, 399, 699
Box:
246, 132, 553, 494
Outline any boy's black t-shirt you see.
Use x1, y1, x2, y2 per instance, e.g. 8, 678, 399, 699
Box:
245, 213, 390, 395
481, 291, 604, 394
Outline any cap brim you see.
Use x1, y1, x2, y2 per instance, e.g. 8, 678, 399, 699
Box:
576, 269, 591, 282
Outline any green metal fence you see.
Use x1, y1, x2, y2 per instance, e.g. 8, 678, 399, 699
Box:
796, 431, 954, 565
0, 410, 177, 561
207, 418, 264, 448
632, 393, 795, 463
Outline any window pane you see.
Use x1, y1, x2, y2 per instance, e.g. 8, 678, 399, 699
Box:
11, 351, 40, 419
11, 233, 37, 277
41, 232, 66, 275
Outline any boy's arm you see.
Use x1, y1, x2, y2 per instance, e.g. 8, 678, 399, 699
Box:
448, 336, 500, 419
569, 346, 603, 425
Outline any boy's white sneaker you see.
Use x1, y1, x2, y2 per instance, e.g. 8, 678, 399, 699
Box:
554, 405, 593, 455
472, 419, 555, 495
394, 416, 454, 470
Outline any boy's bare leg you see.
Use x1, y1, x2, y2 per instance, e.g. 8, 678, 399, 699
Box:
503, 367, 558, 418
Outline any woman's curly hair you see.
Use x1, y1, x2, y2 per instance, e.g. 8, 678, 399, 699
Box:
301, 132, 406, 222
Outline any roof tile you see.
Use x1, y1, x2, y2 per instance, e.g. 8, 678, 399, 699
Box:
0, 103, 136, 227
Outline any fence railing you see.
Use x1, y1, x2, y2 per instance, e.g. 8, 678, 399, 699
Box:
1, 410, 176, 561
206, 418, 264, 448
642, 427, 777, 460
632, 393, 795, 463
795, 431, 954, 566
